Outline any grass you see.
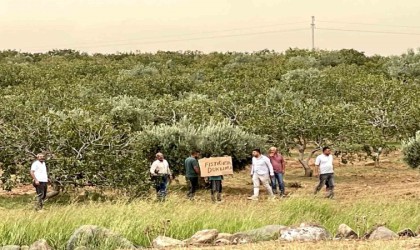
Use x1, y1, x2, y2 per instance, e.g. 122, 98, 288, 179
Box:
0, 195, 418, 249
0, 152, 419, 249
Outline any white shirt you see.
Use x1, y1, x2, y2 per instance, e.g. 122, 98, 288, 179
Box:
150, 159, 171, 175
251, 155, 274, 176
30, 160, 48, 182
315, 154, 334, 174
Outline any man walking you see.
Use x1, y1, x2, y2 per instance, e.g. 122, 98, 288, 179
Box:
150, 152, 172, 201
268, 147, 286, 197
248, 148, 275, 201
314, 146, 335, 199
30, 153, 49, 211
185, 150, 200, 200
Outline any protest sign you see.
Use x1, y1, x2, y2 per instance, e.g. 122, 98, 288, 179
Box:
198, 156, 233, 177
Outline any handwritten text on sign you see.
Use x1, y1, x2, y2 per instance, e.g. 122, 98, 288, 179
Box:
199, 157, 234, 177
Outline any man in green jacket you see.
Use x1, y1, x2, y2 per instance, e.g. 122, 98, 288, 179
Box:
185, 150, 200, 199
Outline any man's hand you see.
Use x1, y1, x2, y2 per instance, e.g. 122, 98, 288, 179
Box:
34, 180, 40, 186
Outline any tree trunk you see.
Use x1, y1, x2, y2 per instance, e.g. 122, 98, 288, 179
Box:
297, 143, 320, 177
304, 167, 313, 177
46, 182, 61, 199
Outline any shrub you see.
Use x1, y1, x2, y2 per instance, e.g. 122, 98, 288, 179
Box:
402, 131, 420, 169
132, 119, 266, 175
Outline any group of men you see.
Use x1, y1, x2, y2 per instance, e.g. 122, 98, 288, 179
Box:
149, 146, 335, 202
28, 146, 334, 210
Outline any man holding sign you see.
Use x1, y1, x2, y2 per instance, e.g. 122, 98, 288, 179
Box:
198, 156, 233, 203
248, 148, 275, 201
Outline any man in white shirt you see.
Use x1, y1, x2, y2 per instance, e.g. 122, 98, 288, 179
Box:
314, 146, 335, 199
248, 148, 275, 201
150, 152, 172, 200
30, 153, 49, 210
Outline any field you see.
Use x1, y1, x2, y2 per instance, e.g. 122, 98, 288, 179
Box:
0, 152, 419, 249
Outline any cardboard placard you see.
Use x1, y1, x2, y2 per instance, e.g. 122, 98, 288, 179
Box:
199, 156, 234, 177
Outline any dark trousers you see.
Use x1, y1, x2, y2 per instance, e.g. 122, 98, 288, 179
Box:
34, 182, 48, 210
315, 173, 334, 198
210, 180, 222, 201
187, 177, 199, 198
154, 175, 169, 199
271, 172, 285, 195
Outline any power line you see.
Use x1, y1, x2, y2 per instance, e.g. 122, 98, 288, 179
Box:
36, 28, 309, 50
317, 27, 420, 36
24, 21, 308, 50
317, 20, 420, 30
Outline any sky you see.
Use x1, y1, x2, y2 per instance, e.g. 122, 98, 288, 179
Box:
1, 0, 420, 55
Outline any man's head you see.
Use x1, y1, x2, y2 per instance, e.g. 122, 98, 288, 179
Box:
36, 153, 45, 162
269, 147, 277, 157
252, 148, 261, 158
322, 146, 331, 156
156, 152, 164, 161
191, 150, 200, 159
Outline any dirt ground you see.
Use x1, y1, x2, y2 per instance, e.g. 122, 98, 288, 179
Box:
1, 151, 419, 201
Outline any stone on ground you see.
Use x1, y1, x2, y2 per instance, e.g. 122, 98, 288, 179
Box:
232, 225, 287, 243
66, 225, 136, 250
397, 228, 416, 237
29, 239, 52, 250
216, 233, 233, 241
152, 236, 185, 248
186, 229, 219, 245
368, 226, 398, 240
215, 239, 232, 245
336, 224, 358, 239
280, 224, 331, 242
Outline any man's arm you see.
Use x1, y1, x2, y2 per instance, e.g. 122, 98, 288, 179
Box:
265, 157, 274, 176
314, 157, 320, 176
193, 159, 200, 174
150, 162, 157, 175
30, 163, 39, 185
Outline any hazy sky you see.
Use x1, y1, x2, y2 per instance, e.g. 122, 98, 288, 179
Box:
1, 0, 420, 55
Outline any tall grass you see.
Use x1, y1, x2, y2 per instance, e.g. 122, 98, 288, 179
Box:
0, 193, 419, 249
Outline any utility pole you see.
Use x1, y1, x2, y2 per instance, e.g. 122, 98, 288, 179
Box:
311, 16, 315, 50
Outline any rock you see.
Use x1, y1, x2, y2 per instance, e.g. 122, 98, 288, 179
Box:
66, 225, 136, 250
397, 228, 416, 237
280, 225, 331, 242
365, 161, 375, 166
216, 233, 233, 241
0, 246, 21, 250
152, 236, 185, 248
214, 239, 231, 245
336, 224, 358, 239
368, 226, 397, 240
20, 247, 29, 250
232, 225, 287, 243
186, 229, 219, 245
29, 239, 52, 250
